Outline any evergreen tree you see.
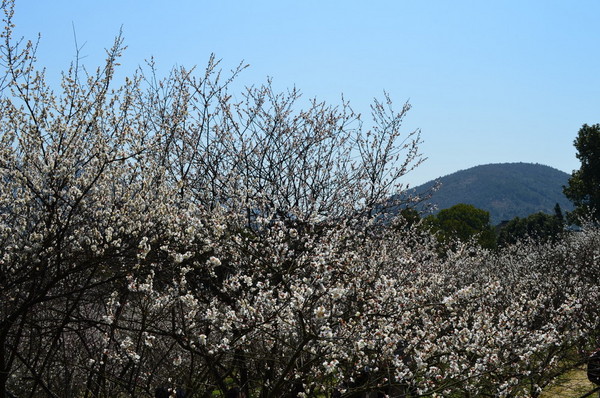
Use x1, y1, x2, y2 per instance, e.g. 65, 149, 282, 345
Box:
564, 123, 600, 223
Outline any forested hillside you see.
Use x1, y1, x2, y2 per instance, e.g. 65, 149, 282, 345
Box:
411, 162, 574, 224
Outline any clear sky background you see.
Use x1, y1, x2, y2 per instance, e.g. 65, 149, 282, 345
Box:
13, 1, 600, 187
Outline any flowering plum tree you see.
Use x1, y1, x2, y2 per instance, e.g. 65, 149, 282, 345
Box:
0, 1, 599, 397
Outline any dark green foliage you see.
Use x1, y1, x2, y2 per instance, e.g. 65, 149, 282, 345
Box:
410, 163, 574, 225
554, 202, 565, 224
564, 123, 600, 223
425, 203, 496, 249
497, 207, 564, 246
395, 207, 421, 228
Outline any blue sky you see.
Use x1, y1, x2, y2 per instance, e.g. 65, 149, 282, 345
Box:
14, 1, 600, 187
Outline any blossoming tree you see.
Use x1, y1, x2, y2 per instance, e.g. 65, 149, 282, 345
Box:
0, 1, 599, 397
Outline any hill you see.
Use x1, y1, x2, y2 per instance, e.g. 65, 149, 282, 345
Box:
408, 163, 574, 225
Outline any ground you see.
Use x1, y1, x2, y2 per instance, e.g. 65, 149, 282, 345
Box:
541, 367, 598, 397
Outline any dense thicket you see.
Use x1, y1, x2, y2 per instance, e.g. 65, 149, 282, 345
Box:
0, 2, 599, 397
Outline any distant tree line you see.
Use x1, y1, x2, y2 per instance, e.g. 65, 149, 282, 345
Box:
404, 202, 566, 251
